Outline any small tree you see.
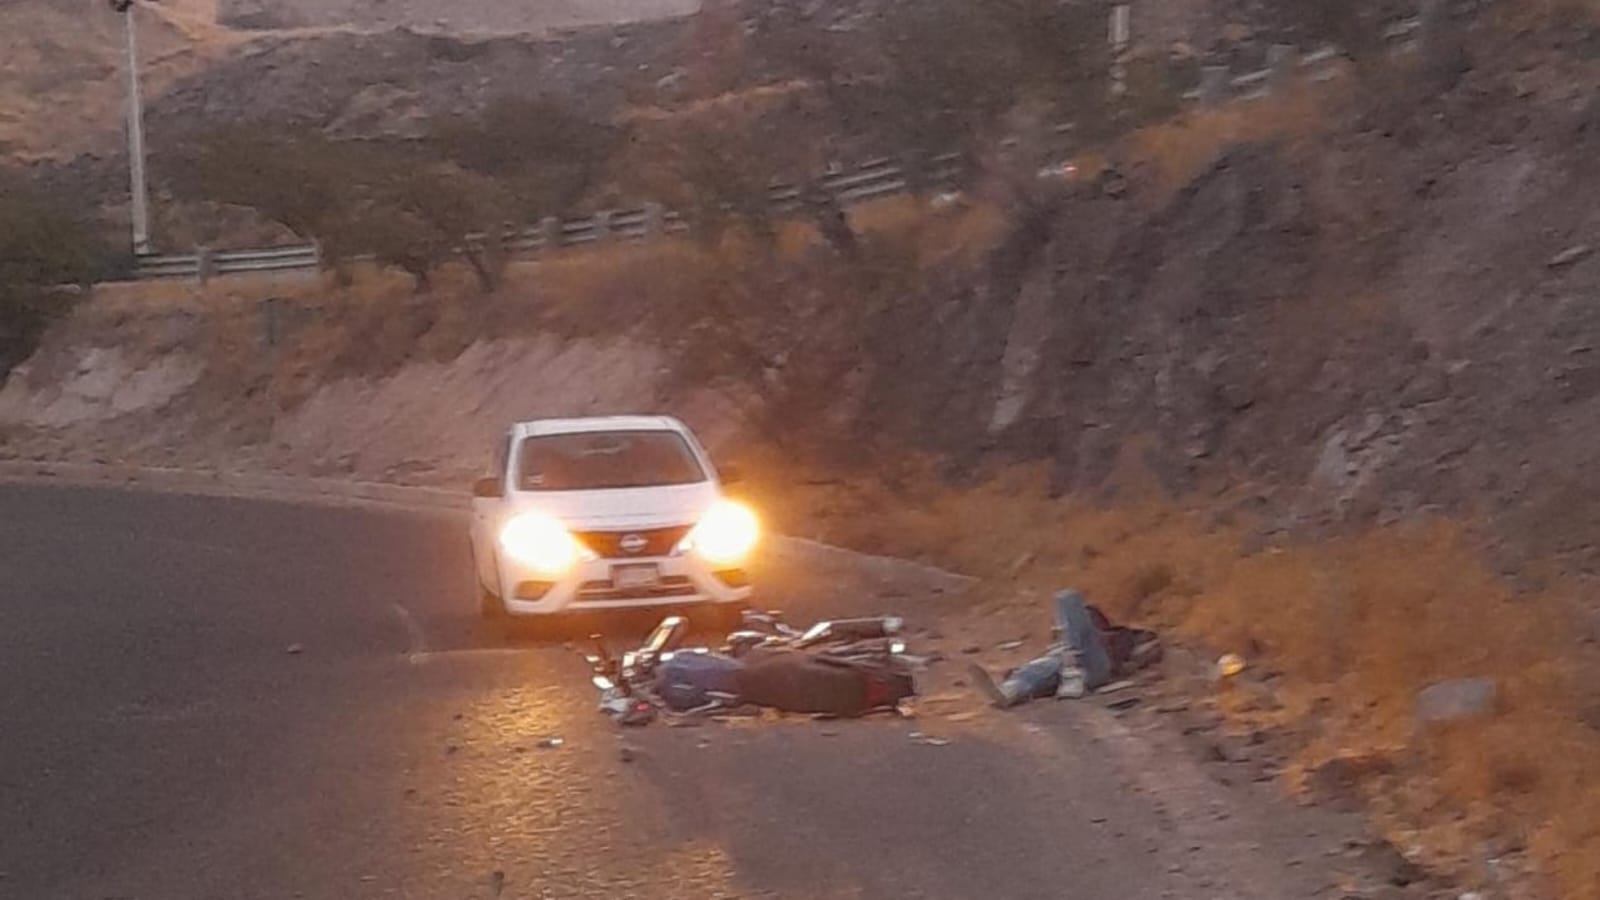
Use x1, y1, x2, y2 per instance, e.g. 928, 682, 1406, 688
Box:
178, 124, 360, 240
622, 112, 783, 246
175, 127, 513, 293
428, 95, 620, 220
0, 175, 104, 379
374, 163, 512, 292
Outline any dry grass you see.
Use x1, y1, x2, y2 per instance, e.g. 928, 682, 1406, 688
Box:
0, 0, 238, 161
1117, 81, 1342, 199
1492, 0, 1600, 27
749, 459, 1600, 899
618, 80, 814, 125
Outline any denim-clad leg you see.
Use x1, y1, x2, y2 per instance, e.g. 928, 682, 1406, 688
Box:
1053, 589, 1112, 690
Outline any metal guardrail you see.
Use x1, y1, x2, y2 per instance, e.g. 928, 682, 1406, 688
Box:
131, 4, 1457, 282
134, 245, 321, 280
132, 154, 956, 280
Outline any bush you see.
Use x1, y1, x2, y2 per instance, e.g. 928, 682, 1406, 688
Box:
0, 174, 104, 379
172, 126, 517, 292
426, 95, 620, 219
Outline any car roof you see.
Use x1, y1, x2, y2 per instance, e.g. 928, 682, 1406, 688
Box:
511, 415, 689, 440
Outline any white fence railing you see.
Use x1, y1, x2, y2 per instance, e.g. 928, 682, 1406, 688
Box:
133, 1, 1470, 282
132, 153, 967, 281
134, 244, 322, 281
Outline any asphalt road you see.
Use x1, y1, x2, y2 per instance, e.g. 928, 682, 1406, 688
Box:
0, 483, 1381, 900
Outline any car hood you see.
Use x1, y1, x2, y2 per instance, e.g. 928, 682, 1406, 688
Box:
505, 482, 719, 530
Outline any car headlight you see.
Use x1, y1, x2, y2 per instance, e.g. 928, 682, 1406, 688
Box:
499, 513, 589, 576
678, 500, 760, 566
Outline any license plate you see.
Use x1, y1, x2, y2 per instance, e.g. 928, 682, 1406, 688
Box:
613, 564, 661, 590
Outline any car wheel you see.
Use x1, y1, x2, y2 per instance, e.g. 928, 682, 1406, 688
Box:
480, 583, 506, 620
475, 550, 506, 621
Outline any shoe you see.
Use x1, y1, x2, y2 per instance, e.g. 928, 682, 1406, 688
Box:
1055, 665, 1087, 699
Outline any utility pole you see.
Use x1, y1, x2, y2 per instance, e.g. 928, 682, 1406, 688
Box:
113, 0, 152, 255
1108, 3, 1131, 98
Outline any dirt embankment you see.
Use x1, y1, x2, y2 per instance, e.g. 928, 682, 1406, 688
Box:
0, 257, 745, 483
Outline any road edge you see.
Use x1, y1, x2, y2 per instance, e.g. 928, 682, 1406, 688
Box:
0, 460, 979, 584
0, 460, 464, 516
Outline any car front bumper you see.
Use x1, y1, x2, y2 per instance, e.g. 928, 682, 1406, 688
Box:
497, 552, 753, 617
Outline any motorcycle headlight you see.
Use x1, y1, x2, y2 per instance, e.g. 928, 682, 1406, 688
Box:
678, 500, 760, 566
499, 513, 589, 576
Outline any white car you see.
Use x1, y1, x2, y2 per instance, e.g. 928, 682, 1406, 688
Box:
469, 416, 759, 628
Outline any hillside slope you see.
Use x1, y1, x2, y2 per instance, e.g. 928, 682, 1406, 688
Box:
0, 0, 237, 160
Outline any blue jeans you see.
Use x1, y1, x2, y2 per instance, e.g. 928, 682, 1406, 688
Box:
998, 590, 1112, 702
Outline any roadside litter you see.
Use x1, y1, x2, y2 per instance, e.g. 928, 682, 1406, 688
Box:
582, 611, 922, 726
967, 590, 1162, 709
1216, 653, 1247, 679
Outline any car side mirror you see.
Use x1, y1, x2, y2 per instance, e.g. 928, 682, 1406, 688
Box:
472, 476, 504, 498
717, 463, 744, 486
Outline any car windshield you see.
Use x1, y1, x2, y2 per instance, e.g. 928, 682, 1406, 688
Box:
516, 430, 706, 491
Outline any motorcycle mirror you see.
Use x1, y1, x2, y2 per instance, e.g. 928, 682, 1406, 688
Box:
642, 615, 689, 656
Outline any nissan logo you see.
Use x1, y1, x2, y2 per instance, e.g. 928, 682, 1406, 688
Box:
619, 533, 648, 555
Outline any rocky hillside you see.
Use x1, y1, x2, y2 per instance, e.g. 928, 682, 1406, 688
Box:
856, 20, 1600, 582
0, 0, 235, 160
0, 0, 704, 164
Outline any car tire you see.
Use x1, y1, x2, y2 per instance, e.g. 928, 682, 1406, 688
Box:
480, 583, 506, 620
475, 550, 507, 621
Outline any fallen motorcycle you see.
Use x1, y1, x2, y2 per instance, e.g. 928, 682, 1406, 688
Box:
581, 610, 919, 724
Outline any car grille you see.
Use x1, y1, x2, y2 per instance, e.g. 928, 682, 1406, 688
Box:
573, 525, 693, 559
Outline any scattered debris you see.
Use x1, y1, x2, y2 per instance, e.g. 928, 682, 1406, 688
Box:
284, 643, 304, 655
908, 731, 951, 747
1216, 653, 1247, 679
536, 737, 564, 749
1416, 677, 1497, 723
490, 870, 506, 898
1548, 244, 1593, 267
995, 639, 1026, 651
618, 745, 636, 763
